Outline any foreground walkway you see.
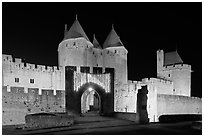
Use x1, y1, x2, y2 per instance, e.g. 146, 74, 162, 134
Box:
2, 115, 201, 135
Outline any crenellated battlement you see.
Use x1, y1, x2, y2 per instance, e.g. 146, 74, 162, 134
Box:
128, 80, 143, 85
2, 54, 13, 62
3, 54, 63, 73
142, 77, 173, 85
163, 64, 191, 71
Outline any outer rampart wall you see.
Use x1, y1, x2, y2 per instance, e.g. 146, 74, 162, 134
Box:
2, 54, 65, 94
2, 86, 65, 125
114, 80, 144, 113
157, 94, 202, 118
142, 78, 173, 95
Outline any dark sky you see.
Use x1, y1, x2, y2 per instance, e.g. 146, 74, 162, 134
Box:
2, 2, 202, 98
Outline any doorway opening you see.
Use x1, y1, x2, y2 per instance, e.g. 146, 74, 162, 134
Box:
81, 87, 101, 115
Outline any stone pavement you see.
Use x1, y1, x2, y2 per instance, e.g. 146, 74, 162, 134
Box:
2, 115, 202, 135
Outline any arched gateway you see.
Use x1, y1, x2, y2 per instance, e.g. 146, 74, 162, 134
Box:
65, 66, 114, 115
81, 87, 101, 115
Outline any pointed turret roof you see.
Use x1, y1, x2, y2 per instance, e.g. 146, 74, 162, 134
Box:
93, 34, 102, 49
64, 16, 90, 41
103, 25, 123, 49
164, 51, 183, 66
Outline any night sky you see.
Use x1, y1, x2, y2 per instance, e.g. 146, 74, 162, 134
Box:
2, 2, 202, 98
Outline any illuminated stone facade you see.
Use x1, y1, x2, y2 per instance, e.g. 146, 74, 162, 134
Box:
2, 17, 201, 125
73, 71, 111, 93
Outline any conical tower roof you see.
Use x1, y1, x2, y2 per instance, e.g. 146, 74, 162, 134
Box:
103, 25, 123, 49
64, 16, 90, 41
93, 34, 102, 49
164, 51, 183, 66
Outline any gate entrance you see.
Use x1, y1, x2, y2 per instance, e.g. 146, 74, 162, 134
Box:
65, 66, 114, 115
81, 87, 101, 115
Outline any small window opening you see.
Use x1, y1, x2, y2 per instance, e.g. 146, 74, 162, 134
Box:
30, 79, 34, 84
15, 78, 19, 83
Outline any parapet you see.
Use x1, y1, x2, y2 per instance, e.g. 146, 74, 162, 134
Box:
2, 54, 62, 73
14, 58, 22, 64
157, 49, 164, 53
142, 77, 173, 85
26, 63, 35, 70
163, 64, 191, 71
2, 54, 13, 62
128, 80, 143, 85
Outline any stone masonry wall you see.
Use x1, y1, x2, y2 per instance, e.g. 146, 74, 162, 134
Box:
2, 86, 65, 125
2, 54, 65, 94
157, 94, 202, 119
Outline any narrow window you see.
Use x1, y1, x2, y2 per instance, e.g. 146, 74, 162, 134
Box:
30, 79, 34, 84
15, 78, 19, 83
168, 74, 171, 77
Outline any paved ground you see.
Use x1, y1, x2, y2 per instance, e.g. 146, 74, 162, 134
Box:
2, 115, 202, 135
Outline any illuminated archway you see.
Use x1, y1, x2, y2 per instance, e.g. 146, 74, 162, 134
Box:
81, 88, 101, 115
65, 66, 114, 115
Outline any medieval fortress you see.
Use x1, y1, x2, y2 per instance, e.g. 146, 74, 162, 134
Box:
2, 17, 202, 125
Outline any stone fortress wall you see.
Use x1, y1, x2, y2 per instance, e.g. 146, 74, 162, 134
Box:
115, 76, 201, 122
2, 49, 201, 124
58, 38, 128, 87
2, 18, 201, 125
2, 54, 66, 125
157, 94, 202, 117
157, 50, 191, 96
58, 38, 128, 112
2, 86, 65, 125
2, 54, 65, 94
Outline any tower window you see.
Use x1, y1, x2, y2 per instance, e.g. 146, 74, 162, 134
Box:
73, 42, 76, 46
168, 74, 171, 77
30, 79, 34, 84
15, 78, 19, 83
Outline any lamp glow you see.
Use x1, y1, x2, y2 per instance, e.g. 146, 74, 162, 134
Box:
88, 87, 93, 92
